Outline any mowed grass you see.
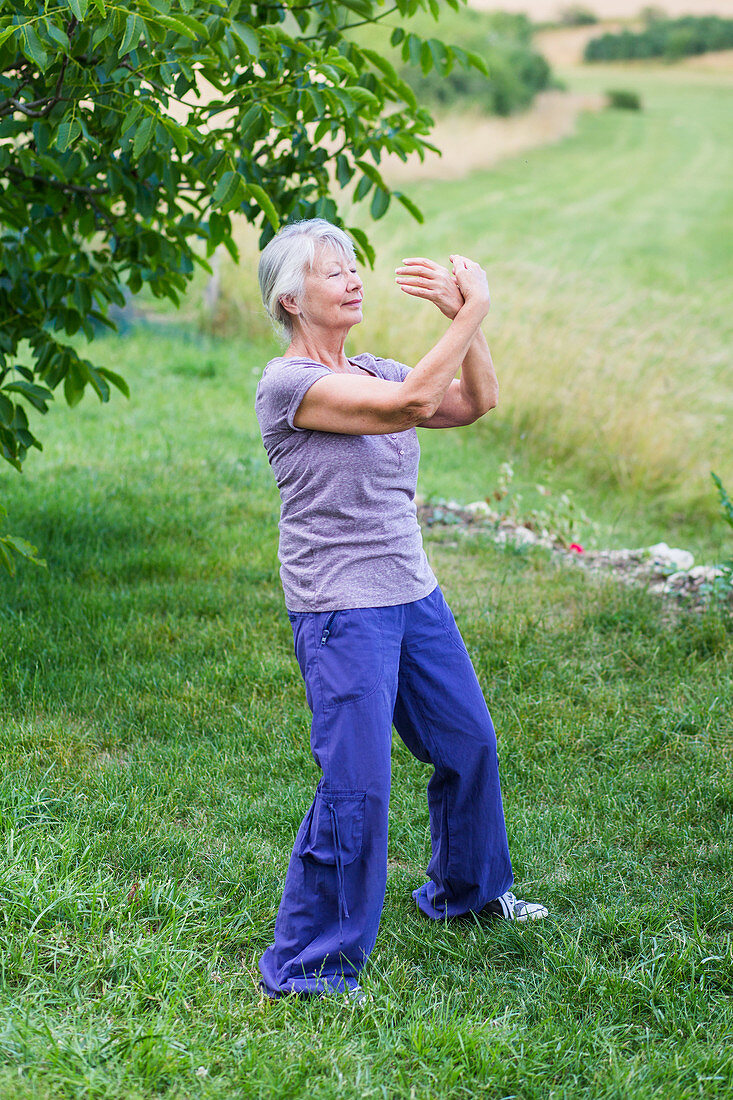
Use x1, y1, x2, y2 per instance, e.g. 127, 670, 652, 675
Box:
0, 325, 732, 1098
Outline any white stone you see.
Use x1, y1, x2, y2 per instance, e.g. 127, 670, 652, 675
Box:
512, 525, 538, 546
689, 565, 722, 582
648, 543, 694, 572
664, 572, 689, 590
465, 500, 495, 517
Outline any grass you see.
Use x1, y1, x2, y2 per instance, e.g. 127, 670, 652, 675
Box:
0, 327, 732, 1098
1, 49, 732, 1100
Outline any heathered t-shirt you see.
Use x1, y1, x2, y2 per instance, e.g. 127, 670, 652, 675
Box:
255, 351, 437, 612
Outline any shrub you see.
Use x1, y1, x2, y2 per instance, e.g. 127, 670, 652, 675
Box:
606, 89, 643, 110
559, 6, 599, 27
584, 16, 733, 62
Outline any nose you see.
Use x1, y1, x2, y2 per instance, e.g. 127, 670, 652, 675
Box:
348, 270, 362, 292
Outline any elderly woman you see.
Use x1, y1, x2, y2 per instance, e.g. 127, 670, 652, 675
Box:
255, 218, 547, 1001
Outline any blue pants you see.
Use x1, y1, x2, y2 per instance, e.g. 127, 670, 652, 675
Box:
258, 586, 513, 997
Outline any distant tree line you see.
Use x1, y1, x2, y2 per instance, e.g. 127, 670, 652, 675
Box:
584, 16, 733, 62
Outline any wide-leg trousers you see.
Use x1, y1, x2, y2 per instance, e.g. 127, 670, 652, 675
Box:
258, 585, 513, 997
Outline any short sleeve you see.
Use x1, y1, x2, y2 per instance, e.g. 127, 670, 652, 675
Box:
352, 353, 411, 383
255, 358, 332, 441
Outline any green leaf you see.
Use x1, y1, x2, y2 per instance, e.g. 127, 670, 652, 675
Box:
95, 369, 129, 400
348, 226, 375, 268
354, 175, 372, 202
213, 170, 241, 209
45, 23, 71, 51
395, 191, 424, 224
120, 101, 143, 135
231, 22, 259, 58
64, 368, 85, 407
119, 13, 144, 57
245, 183, 279, 232
355, 159, 389, 192
0, 26, 17, 50
335, 155, 353, 189
4, 380, 53, 413
21, 24, 49, 71
66, 0, 89, 20
2, 534, 45, 568
132, 114, 156, 160
465, 49, 489, 75
55, 118, 81, 152
0, 541, 15, 576
370, 187, 390, 220
0, 394, 14, 426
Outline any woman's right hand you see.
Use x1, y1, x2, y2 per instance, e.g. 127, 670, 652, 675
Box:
449, 255, 490, 315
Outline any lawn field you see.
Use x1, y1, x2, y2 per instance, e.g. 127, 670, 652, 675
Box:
0, 328, 732, 1098
0, 41, 732, 1100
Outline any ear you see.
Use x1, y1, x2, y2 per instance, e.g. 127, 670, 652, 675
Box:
279, 294, 300, 317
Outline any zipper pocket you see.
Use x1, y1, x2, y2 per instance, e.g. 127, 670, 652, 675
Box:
320, 611, 339, 646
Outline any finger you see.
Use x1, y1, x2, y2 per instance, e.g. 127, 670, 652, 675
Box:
395, 274, 441, 287
395, 268, 438, 280
397, 283, 440, 300
401, 257, 437, 267
395, 264, 445, 279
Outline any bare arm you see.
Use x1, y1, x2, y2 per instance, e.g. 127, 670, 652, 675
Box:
395, 256, 498, 428
292, 260, 490, 435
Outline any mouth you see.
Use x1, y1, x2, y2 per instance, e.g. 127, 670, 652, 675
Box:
345, 299, 363, 307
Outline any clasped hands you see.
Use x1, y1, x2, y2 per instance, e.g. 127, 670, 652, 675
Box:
395, 254, 490, 320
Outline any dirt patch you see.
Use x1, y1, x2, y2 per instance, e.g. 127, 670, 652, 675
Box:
679, 48, 733, 72
534, 23, 630, 67
381, 90, 604, 183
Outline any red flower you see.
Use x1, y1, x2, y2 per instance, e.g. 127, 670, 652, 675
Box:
569, 543, 585, 554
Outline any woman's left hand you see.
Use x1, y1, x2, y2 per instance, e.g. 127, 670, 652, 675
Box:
395, 257, 465, 320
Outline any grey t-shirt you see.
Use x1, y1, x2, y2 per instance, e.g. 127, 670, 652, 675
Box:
255, 351, 437, 612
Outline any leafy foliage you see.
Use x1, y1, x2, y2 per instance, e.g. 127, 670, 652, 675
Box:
0, 0, 485, 568
584, 16, 733, 62
354, 8, 552, 116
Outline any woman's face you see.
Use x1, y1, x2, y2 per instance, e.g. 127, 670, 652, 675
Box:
294, 244, 363, 333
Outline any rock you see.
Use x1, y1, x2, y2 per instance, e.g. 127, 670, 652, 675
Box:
465, 500, 497, 519
647, 542, 694, 573
688, 565, 722, 582
512, 525, 539, 546
664, 571, 689, 591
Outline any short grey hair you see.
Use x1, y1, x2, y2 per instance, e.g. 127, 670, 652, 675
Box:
258, 219, 356, 340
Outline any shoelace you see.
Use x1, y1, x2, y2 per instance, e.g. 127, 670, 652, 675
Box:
327, 800, 350, 942
497, 890, 518, 919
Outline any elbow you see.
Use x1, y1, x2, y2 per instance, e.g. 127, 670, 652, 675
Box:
466, 388, 498, 424
398, 398, 436, 429
479, 384, 499, 418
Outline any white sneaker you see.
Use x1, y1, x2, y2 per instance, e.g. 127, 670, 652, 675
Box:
484, 890, 548, 922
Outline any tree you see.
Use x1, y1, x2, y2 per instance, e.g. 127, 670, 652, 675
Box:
0, 0, 485, 572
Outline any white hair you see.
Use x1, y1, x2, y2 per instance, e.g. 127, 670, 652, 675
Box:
258, 219, 356, 340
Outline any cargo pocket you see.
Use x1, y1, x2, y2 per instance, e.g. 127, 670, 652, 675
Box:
297, 788, 366, 941
298, 788, 366, 866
